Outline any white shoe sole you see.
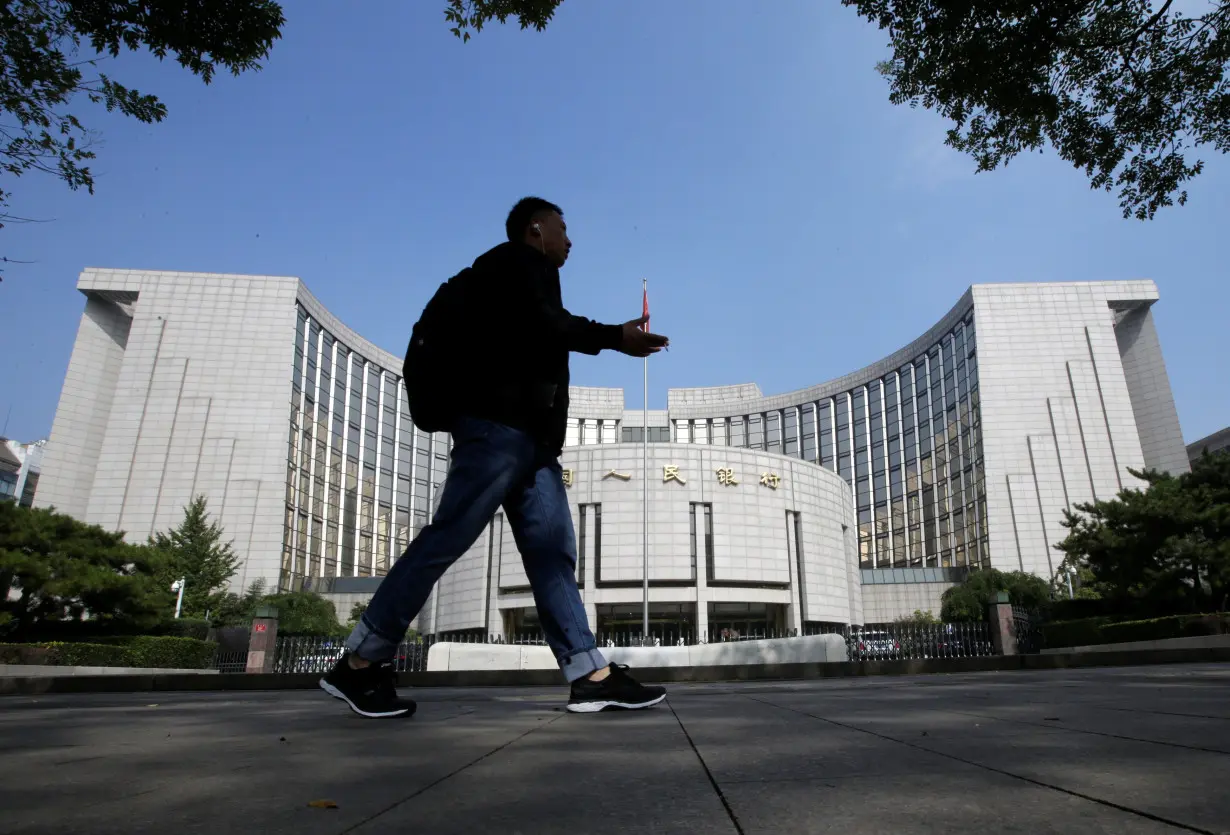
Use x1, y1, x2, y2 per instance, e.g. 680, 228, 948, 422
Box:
319, 678, 414, 718
565, 693, 667, 713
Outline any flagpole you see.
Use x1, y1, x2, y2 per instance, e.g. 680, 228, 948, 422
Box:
642, 278, 650, 645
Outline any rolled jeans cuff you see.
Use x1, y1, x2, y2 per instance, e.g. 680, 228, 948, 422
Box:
559, 647, 607, 683
345, 617, 399, 663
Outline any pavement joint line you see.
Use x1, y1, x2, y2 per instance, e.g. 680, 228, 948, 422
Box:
667, 699, 746, 835
335, 711, 565, 835
937, 707, 1230, 756
1094, 704, 1230, 722
742, 694, 1221, 835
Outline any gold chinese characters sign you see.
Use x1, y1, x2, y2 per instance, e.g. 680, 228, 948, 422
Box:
558, 465, 782, 489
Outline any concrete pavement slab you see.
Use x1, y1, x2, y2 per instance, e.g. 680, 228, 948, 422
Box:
0, 664, 1226, 835
719, 769, 1189, 835
349, 705, 735, 835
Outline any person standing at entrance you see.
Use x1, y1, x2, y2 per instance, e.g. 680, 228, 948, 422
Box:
321, 197, 671, 718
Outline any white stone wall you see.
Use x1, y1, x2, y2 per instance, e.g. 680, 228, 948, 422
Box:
37, 293, 134, 520
861, 583, 952, 624
430, 444, 860, 636
38, 269, 301, 592
972, 281, 1184, 581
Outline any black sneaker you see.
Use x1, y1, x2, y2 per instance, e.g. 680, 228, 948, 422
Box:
567, 663, 666, 713
320, 654, 417, 718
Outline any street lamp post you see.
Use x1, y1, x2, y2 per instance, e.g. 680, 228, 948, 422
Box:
170, 578, 186, 619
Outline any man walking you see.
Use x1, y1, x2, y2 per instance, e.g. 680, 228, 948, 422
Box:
321, 197, 671, 718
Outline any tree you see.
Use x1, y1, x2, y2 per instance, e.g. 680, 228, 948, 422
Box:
894, 609, 941, 626
0, 0, 284, 239
1056, 451, 1230, 615
1050, 553, 1105, 601
210, 578, 267, 627
443, 0, 559, 41
940, 568, 1052, 622
844, 1, 1230, 220
149, 495, 240, 619
347, 600, 368, 627
442, 1, 1229, 220
262, 590, 342, 636
0, 502, 170, 637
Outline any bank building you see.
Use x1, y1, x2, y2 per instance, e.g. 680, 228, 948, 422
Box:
36, 270, 1189, 641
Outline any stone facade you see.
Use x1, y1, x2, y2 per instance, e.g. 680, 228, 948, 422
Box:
37, 271, 1188, 630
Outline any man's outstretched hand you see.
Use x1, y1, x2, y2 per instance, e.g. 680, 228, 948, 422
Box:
618, 315, 670, 357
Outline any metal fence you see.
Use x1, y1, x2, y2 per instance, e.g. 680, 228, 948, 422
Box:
846, 622, 994, 661
228, 621, 1011, 674
1013, 606, 1043, 654
212, 651, 249, 673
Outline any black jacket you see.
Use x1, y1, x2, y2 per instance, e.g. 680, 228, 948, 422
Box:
453, 241, 623, 455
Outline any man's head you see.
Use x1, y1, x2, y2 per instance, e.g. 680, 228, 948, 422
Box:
506, 196, 570, 267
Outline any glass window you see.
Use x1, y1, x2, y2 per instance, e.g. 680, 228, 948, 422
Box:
766, 411, 781, 454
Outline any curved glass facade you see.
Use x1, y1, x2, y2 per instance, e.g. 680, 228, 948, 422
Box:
668, 308, 987, 571
283, 302, 448, 588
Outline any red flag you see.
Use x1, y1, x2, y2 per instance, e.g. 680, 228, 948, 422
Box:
642, 286, 649, 332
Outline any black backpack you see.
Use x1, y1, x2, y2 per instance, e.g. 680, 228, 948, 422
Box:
402, 268, 472, 433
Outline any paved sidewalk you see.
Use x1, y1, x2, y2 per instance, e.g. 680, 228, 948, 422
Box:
1, 663, 1227, 834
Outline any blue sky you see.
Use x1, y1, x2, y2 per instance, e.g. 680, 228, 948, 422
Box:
2, 1, 1227, 445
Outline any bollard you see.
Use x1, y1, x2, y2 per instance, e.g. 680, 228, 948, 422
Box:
245, 604, 280, 673
988, 591, 1018, 656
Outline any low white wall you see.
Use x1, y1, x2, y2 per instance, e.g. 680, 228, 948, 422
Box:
0, 665, 220, 677
426, 634, 848, 673
1040, 633, 1230, 655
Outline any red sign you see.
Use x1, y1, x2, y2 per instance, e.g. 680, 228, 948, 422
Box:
254, 623, 267, 633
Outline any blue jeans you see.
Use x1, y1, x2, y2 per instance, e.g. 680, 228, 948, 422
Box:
345, 416, 607, 682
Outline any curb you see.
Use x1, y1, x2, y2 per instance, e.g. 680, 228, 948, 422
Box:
2, 647, 1228, 696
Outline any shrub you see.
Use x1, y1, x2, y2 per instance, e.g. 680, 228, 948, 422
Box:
0, 637, 216, 669
1042, 613, 1230, 649
153, 619, 212, 640
1041, 617, 1115, 649
1101, 614, 1230, 645
941, 569, 1052, 621
263, 591, 345, 637
122, 636, 217, 669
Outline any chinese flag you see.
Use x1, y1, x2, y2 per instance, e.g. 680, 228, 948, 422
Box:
642, 285, 649, 332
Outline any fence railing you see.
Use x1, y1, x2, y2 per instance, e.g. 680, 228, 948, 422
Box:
213, 651, 249, 673
222, 621, 1013, 673
1013, 606, 1043, 654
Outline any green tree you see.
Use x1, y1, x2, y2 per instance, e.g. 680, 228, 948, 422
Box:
347, 600, 368, 627
210, 578, 267, 627
940, 568, 1052, 622
1050, 554, 1105, 601
443, 0, 559, 41
894, 609, 941, 626
0, 502, 170, 637
262, 590, 343, 636
150, 496, 240, 619
1056, 451, 1230, 615
1, 0, 283, 240
838, 1, 1230, 220
444, 1, 1230, 220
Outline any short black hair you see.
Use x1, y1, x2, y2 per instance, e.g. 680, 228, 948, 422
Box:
506, 196, 563, 242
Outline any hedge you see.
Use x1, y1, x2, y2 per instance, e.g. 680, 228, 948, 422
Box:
0, 636, 217, 669
1040, 617, 1115, 649
1101, 614, 1229, 644
1042, 613, 1230, 649
7, 617, 212, 644
152, 619, 212, 640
